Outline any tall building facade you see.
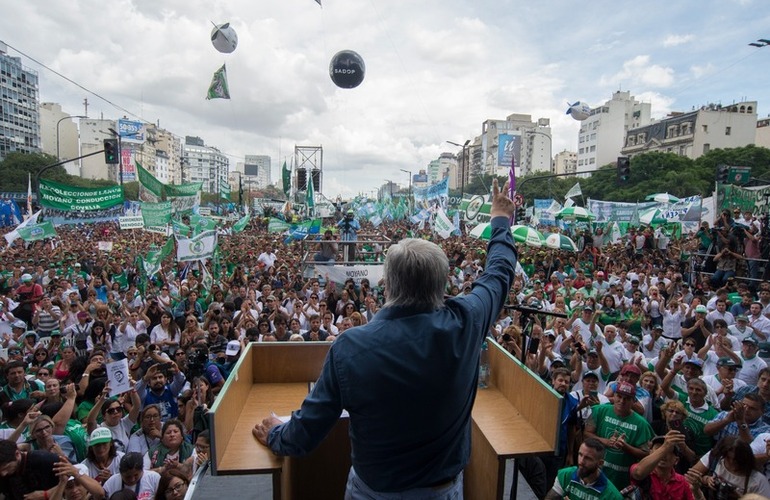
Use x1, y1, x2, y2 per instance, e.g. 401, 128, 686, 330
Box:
244, 154, 271, 188
621, 101, 757, 159
477, 114, 552, 179
577, 91, 651, 174
0, 42, 40, 160
79, 118, 114, 180
151, 127, 182, 184
182, 136, 229, 193
39, 103, 82, 175
553, 150, 577, 176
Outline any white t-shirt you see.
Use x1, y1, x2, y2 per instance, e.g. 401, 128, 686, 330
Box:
698, 453, 770, 497
80, 451, 124, 479
101, 416, 136, 453
103, 470, 161, 500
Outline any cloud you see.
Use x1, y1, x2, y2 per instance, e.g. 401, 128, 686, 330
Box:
690, 63, 716, 79
600, 56, 675, 89
663, 34, 695, 47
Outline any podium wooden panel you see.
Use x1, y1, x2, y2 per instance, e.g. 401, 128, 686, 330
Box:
210, 340, 560, 500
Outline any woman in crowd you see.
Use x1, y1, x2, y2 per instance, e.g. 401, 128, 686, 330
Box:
52, 345, 78, 382
126, 404, 163, 457
28, 414, 77, 462
688, 436, 770, 498
28, 346, 53, 376
145, 419, 194, 474
79, 427, 124, 485
149, 312, 180, 355
155, 468, 190, 500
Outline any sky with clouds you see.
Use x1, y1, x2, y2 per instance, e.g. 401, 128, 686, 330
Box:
2, 0, 769, 198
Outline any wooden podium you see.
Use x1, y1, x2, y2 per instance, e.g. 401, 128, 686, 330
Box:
209, 341, 560, 500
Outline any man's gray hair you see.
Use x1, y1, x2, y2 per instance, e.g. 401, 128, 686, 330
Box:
383, 238, 448, 310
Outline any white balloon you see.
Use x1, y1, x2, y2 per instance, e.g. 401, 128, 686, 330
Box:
211, 23, 238, 54
566, 101, 591, 121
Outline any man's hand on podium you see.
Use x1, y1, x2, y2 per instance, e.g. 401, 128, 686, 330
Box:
252, 412, 283, 447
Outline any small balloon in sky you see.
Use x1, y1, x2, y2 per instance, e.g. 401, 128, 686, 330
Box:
211, 23, 238, 54
566, 101, 591, 121
329, 50, 366, 89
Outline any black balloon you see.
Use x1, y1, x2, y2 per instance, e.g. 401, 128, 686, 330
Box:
329, 50, 366, 89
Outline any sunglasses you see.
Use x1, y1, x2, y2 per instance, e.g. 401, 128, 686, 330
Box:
106, 406, 124, 415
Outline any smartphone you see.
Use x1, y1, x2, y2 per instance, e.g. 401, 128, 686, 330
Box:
528, 337, 540, 354
670, 418, 682, 430
589, 390, 598, 398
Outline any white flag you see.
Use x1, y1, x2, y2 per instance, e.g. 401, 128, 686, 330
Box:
176, 230, 217, 262
4, 210, 41, 245
565, 182, 582, 200
564, 198, 575, 208
433, 207, 455, 239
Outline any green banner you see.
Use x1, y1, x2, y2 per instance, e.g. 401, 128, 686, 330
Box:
137, 162, 165, 199
39, 179, 123, 211
17, 221, 57, 241
220, 181, 231, 200
142, 201, 172, 227
190, 214, 218, 235
165, 182, 203, 197
717, 184, 770, 213
282, 161, 291, 197
268, 218, 292, 233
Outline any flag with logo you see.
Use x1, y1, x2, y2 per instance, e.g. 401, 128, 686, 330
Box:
206, 64, 230, 100
17, 221, 56, 242
190, 215, 218, 236
282, 161, 291, 197
5, 210, 41, 245
433, 207, 455, 239
565, 182, 582, 200
177, 230, 217, 262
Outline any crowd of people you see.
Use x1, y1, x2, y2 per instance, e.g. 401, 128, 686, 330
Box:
0, 202, 765, 498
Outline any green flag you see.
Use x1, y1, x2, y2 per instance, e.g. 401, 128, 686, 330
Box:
306, 175, 315, 212
18, 221, 56, 242
206, 64, 230, 100
220, 181, 231, 200
142, 202, 172, 227
268, 218, 292, 233
172, 219, 192, 237
282, 161, 291, 197
190, 215, 218, 236
233, 214, 250, 233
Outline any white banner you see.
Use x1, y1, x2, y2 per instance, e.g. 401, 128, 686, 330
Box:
4, 210, 40, 245
97, 241, 113, 252
176, 230, 217, 262
565, 182, 582, 200
145, 225, 172, 236
119, 216, 144, 230
433, 207, 455, 239
313, 264, 384, 287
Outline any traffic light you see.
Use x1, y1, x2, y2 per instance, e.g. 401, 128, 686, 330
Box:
616, 157, 630, 185
716, 165, 730, 184
103, 139, 119, 164
516, 206, 526, 222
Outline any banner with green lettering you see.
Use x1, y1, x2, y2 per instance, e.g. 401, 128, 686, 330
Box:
716, 183, 770, 213
141, 202, 172, 227
165, 182, 203, 197
39, 179, 123, 211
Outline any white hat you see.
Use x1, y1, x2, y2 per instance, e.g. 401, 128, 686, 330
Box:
20, 274, 32, 282
225, 340, 241, 356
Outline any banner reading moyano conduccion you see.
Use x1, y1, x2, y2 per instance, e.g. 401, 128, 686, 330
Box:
39, 179, 124, 211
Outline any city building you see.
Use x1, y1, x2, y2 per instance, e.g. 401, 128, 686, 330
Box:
577, 91, 652, 174
621, 101, 757, 159
39, 103, 82, 175
150, 127, 182, 184
756, 117, 770, 149
427, 152, 456, 186
244, 154, 272, 188
0, 42, 40, 160
553, 150, 577, 176
79, 118, 114, 181
182, 136, 229, 193
477, 114, 552, 179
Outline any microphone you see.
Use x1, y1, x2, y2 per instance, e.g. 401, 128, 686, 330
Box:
503, 304, 568, 319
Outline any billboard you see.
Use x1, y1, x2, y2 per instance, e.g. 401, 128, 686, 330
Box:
245, 164, 259, 176
413, 174, 428, 183
117, 119, 144, 144
497, 134, 521, 168
120, 149, 136, 182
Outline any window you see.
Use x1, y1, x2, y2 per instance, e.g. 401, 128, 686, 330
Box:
702, 125, 708, 133
703, 143, 710, 154
725, 126, 731, 136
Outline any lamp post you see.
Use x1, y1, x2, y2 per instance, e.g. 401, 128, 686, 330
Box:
446, 140, 470, 197
56, 115, 86, 160
399, 168, 412, 211
232, 171, 244, 213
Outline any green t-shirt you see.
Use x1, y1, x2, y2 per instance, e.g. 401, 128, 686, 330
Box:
678, 394, 719, 457
591, 403, 654, 490
556, 466, 623, 499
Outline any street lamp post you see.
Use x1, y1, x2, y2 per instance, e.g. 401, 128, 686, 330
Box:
56, 115, 86, 160
399, 168, 412, 212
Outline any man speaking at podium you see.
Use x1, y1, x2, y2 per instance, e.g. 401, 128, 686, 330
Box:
254, 179, 517, 498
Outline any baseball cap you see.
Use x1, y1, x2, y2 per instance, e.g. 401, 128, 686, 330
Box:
684, 358, 704, 368
626, 336, 640, 345
743, 337, 759, 346
89, 427, 113, 446
550, 355, 565, 366
620, 365, 641, 376
77, 311, 90, 320
582, 371, 599, 380
717, 357, 742, 368
596, 271, 605, 277
587, 348, 598, 356
694, 305, 708, 314
736, 315, 749, 322
50, 330, 61, 337
583, 306, 594, 312
11, 320, 26, 330
20, 274, 32, 282
651, 325, 664, 331
616, 382, 637, 397
225, 340, 241, 356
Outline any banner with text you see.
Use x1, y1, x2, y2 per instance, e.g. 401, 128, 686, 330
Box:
313, 264, 384, 287
141, 202, 172, 227
39, 179, 123, 211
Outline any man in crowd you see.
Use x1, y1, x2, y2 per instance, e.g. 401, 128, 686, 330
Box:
545, 438, 622, 499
